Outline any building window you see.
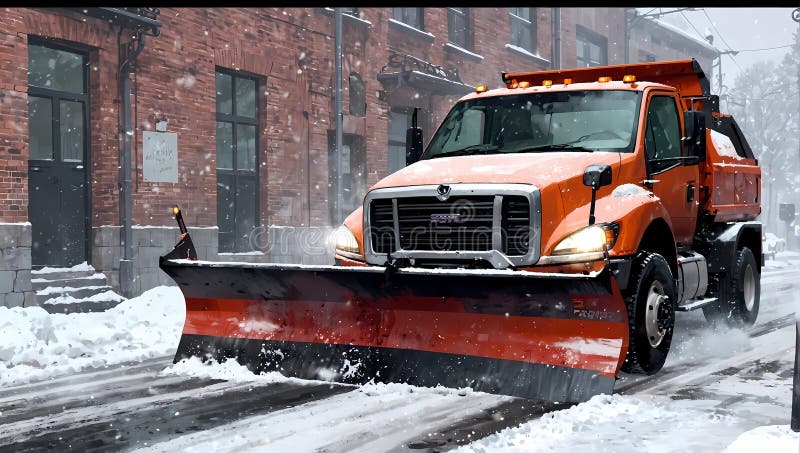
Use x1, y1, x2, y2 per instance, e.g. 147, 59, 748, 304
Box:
576, 26, 608, 67
348, 73, 366, 117
638, 51, 656, 63
448, 8, 471, 50
388, 108, 411, 174
393, 7, 424, 30
215, 69, 259, 253
328, 133, 366, 224
509, 8, 536, 52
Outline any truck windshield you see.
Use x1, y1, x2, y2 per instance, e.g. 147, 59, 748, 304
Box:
423, 90, 642, 159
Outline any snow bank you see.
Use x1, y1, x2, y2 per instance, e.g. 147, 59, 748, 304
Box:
725, 425, 798, 452
0, 286, 185, 386
457, 394, 737, 452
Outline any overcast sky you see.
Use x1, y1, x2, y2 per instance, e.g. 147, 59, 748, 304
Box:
641, 7, 797, 89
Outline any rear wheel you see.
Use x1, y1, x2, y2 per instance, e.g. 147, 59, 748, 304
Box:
703, 247, 760, 328
621, 252, 677, 375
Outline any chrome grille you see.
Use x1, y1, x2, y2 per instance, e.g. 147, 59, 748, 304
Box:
369, 195, 530, 256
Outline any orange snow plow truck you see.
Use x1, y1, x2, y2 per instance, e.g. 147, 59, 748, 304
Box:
160, 59, 762, 403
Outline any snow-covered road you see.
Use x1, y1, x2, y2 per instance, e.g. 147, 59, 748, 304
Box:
1, 257, 799, 452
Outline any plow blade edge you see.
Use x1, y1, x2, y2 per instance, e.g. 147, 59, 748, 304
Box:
160, 259, 629, 403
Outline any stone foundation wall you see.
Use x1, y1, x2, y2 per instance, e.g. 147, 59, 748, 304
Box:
92, 225, 218, 296
0, 223, 34, 307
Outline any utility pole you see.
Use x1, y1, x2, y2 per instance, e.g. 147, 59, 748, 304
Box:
334, 8, 344, 224
714, 50, 739, 106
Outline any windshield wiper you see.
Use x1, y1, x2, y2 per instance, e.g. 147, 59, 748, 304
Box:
426, 144, 501, 159
512, 144, 595, 153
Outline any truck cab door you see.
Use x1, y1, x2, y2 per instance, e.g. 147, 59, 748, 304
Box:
643, 93, 700, 246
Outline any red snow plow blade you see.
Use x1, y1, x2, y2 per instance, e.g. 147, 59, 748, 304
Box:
159, 217, 628, 403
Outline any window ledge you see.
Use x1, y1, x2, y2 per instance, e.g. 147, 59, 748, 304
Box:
322, 8, 372, 28
444, 42, 484, 63
388, 18, 435, 42
504, 43, 550, 66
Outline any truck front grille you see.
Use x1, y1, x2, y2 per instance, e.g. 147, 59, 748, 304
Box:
369, 195, 530, 256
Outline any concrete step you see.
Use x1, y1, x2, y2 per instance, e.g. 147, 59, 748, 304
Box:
31, 274, 108, 293
39, 288, 126, 314
35, 285, 115, 306
30, 267, 96, 282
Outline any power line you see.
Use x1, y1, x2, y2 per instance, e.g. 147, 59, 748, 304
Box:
735, 43, 795, 52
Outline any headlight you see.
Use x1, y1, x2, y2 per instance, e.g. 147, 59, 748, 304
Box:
552, 223, 619, 256
332, 225, 360, 256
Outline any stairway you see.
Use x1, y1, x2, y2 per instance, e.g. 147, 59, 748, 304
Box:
31, 262, 126, 314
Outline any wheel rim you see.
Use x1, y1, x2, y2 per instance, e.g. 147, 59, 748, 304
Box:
743, 264, 756, 312
644, 280, 669, 348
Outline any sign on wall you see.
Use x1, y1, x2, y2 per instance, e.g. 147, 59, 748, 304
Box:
143, 131, 178, 183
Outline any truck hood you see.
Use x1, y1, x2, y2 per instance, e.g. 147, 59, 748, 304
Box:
370, 152, 621, 190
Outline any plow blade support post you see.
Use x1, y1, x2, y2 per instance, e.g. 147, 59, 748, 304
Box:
160, 259, 629, 403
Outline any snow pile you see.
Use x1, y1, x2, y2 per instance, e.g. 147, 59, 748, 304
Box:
457, 394, 737, 452
725, 425, 798, 452
0, 286, 185, 386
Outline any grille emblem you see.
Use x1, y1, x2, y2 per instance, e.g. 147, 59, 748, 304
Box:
436, 184, 451, 201
431, 213, 462, 224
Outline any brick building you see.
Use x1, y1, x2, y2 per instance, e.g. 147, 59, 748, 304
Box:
0, 7, 718, 303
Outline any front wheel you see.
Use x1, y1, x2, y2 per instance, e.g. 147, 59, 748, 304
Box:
703, 247, 760, 328
621, 252, 677, 375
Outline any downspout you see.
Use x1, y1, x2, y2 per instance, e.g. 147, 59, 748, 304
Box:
552, 8, 561, 70
119, 32, 146, 298
334, 8, 344, 224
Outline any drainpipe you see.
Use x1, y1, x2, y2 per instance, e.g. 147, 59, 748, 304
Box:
119, 32, 146, 298
552, 8, 561, 70
334, 8, 344, 224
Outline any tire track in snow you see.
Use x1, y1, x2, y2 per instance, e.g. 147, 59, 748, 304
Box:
3, 379, 350, 452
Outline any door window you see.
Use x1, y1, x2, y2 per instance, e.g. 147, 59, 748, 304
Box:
645, 95, 682, 173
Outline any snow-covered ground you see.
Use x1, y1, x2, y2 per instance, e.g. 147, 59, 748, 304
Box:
0, 286, 184, 386
2, 254, 800, 451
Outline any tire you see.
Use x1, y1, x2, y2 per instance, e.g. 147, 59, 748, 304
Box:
621, 252, 677, 375
702, 247, 760, 328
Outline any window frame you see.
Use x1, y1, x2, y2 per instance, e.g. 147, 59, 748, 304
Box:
215, 67, 261, 253
509, 7, 536, 53
27, 39, 90, 164
576, 25, 608, 68
393, 7, 424, 31
447, 7, 471, 50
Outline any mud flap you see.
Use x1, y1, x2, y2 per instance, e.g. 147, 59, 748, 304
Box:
160, 256, 629, 403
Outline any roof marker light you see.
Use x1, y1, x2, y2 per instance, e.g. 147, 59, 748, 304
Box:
563, 78, 573, 85
510, 79, 519, 89
623, 75, 636, 83
476, 84, 488, 93
518, 81, 531, 88
542, 80, 553, 88
598, 76, 612, 83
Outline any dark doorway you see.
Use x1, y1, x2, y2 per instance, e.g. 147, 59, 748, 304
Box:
27, 40, 90, 267
215, 69, 260, 253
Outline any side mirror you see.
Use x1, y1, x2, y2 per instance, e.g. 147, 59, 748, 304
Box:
583, 164, 612, 226
683, 110, 706, 161
583, 164, 612, 189
406, 127, 423, 166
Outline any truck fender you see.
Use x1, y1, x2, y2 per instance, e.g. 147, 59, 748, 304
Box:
697, 221, 763, 273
